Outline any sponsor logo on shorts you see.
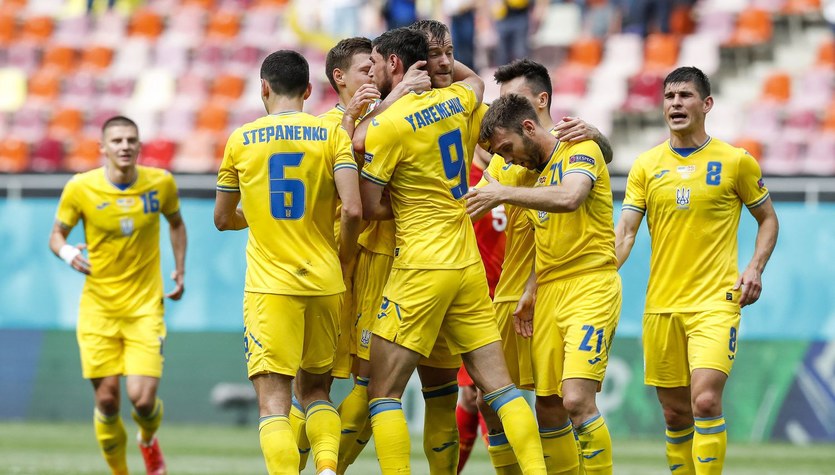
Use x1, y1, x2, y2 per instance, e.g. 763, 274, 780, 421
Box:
569, 154, 595, 165
588, 356, 601, 365
583, 449, 605, 459
361, 329, 372, 348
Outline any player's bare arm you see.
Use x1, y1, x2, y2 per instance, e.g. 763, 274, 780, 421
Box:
341, 83, 381, 138
465, 172, 592, 218
451, 60, 484, 105
615, 209, 643, 270
513, 261, 537, 338
359, 179, 393, 221
553, 117, 614, 164
164, 210, 187, 300
735, 198, 779, 307
213, 191, 248, 231
49, 220, 91, 275
351, 61, 431, 156
335, 167, 363, 280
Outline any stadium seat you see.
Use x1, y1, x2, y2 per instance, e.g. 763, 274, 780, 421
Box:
0, 67, 26, 112
816, 38, 834, 68
622, 72, 665, 114
726, 8, 773, 47
152, 37, 189, 75
586, 68, 628, 110
64, 137, 102, 172
0, 138, 28, 173
801, 134, 835, 175
79, 45, 114, 71
90, 10, 127, 47
695, 9, 736, 44
7, 42, 39, 75
643, 34, 679, 73
183, 0, 216, 8
52, 15, 90, 48
172, 131, 217, 172
162, 6, 206, 48
191, 43, 226, 76
782, 0, 821, 15
27, 69, 61, 102
783, 108, 819, 143
100, 77, 135, 105
131, 68, 176, 112
158, 105, 196, 140
761, 72, 791, 103
790, 68, 833, 111
20, 15, 53, 44
42, 45, 78, 74
734, 137, 763, 160
139, 138, 176, 169
210, 73, 245, 103
196, 103, 229, 134
240, 8, 280, 47
598, 34, 643, 80
822, 101, 835, 133
532, 2, 581, 47
175, 72, 209, 107
49, 107, 84, 140
760, 137, 802, 175
61, 73, 98, 109
129, 9, 164, 38
87, 107, 122, 133
566, 38, 603, 70
29, 137, 64, 172
740, 102, 781, 142
110, 37, 151, 78
0, 11, 17, 46
10, 105, 46, 142
669, 3, 696, 35
228, 43, 263, 75
677, 34, 720, 77
206, 11, 242, 39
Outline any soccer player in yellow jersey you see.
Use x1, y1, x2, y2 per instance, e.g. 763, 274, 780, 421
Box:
359, 27, 546, 475
214, 50, 362, 475
615, 67, 779, 475
470, 94, 622, 475
49, 115, 187, 475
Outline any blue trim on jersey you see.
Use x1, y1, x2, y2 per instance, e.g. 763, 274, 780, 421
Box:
484, 385, 521, 413
668, 137, 712, 157
671, 147, 699, 157
369, 398, 402, 417
421, 382, 459, 400
361, 170, 388, 186
356, 376, 369, 387
666, 432, 695, 444
695, 424, 726, 435
487, 432, 510, 446
746, 192, 770, 209
564, 169, 597, 182
622, 204, 646, 215
216, 185, 240, 192
334, 162, 359, 172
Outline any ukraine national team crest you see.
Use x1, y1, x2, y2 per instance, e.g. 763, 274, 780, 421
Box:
360, 329, 372, 349
537, 210, 549, 223
676, 187, 691, 210
120, 217, 134, 236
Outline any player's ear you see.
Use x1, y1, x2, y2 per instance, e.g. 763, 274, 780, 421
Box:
703, 95, 714, 114
388, 54, 399, 74
537, 92, 549, 110
260, 79, 270, 101
522, 119, 536, 136
333, 68, 345, 87
303, 83, 312, 100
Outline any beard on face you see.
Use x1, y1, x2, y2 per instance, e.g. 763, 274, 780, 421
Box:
375, 71, 393, 100
521, 133, 543, 169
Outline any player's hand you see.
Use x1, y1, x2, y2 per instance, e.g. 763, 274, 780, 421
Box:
513, 289, 536, 338
165, 270, 185, 300
400, 60, 431, 94
464, 173, 503, 219
734, 267, 762, 307
553, 116, 600, 143
345, 83, 380, 122
69, 243, 92, 275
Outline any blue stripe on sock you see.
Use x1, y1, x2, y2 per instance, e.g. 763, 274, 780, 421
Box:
356, 377, 369, 387
484, 385, 521, 413
695, 424, 726, 435
305, 400, 336, 415
291, 395, 303, 411
258, 414, 286, 425
694, 414, 724, 422
666, 432, 695, 444
422, 383, 459, 399
369, 398, 402, 417
487, 432, 509, 446
576, 413, 602, 432
539, 421, 572, 434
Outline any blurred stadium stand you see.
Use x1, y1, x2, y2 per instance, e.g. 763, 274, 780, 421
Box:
0, 0, 831, 175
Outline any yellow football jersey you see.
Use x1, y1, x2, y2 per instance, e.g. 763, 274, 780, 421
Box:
362, 83, 480, 269
217, 111, 358, 295
55, 166, 180, 318
622, 138, 770, 313
530, 139, 617, 284
319, 104, 350, 245
477, 154, 538, 302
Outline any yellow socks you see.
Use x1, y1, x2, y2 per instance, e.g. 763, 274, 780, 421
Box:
575, 414, 613, 475
484, 385, 546, 474
487, 432, 523, 475
259, 415, 299, 475
693, 416, 726, 475
666, 425, 695, 474
369, 398, 411, 474
290, 396, 311, 471
132, 398, 163, 444
338, 376, 371, 473
94, 408, 128, 475
421, 381, 460, 474
305, 400, 341, 473
540, 422, 580, 475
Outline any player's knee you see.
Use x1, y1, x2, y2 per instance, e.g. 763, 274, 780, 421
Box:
132, 396, 157, 416
692, 391, 722, 418
562, 391, 596, 420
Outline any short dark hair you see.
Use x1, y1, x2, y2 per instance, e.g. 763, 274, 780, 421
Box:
479, 94, 541, 144
325, 37, 372, 93
260, 50, 309, 97
372, 27, 428, 73
664, 66, 711, 99
408, 19, 449, 43
102, 115, 138, 134
494, 59, 553, 109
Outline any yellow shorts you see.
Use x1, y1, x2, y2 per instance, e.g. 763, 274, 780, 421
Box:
243, 291, 340, 379
532, 271, 621, 397
354, 248, 394, 361
494, 300, 534, 390
374, 263, 500, 359
332, 282, 355, 379
77, 313, 166, 379
643, 310, 741, 387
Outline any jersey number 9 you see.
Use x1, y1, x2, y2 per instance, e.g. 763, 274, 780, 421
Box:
439, 129, 468, 199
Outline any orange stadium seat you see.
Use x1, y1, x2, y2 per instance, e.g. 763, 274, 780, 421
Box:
80, 45, 114, 71
42, 45, 78, 74
734, 138, 763, 160
211, 74, 245, 102
761, 72, 791, 103
0, 0, 26, 12
20, 15, 54, 44
727, 8, 773, 47
823, 101, 835, 133
49, 108, 84, 140
0, 138, 28, 173
207, 11, 241, 39
643, 34, 679, 72
196, 104, 229, 133
566, 38, 603, 69
817, 39, 835, 68
782, 0, 821, 14
0, 11, 17, 46
129, 9, 163, 38
29, 137, 65, 172
28, 69, 61, 101
669, 4, 696, 36
183, 0, 216, 8
64, 137, 102, 172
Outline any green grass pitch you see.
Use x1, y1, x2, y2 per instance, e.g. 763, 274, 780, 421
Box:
1, 421, 833, 474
